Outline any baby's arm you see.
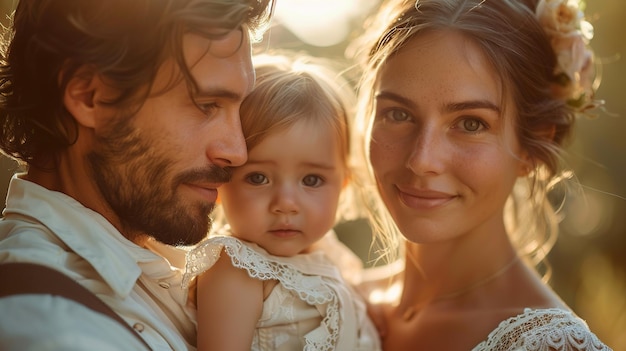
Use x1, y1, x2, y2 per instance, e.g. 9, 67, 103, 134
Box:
195, 249, 264, 351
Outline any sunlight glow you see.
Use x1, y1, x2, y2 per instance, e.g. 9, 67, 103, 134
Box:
274, 0, 379, 47
369, 281, 402, 304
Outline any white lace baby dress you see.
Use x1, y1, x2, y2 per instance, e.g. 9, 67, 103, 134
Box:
184, 235, 381, 351
472, 308, 612, 351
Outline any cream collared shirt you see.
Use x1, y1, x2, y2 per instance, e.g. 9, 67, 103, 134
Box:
0, 175, 197, 350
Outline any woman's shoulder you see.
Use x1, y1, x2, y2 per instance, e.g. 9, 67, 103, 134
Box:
472, 308, 612, 351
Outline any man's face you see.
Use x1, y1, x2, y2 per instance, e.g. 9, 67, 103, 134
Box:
89, 29, 254, 246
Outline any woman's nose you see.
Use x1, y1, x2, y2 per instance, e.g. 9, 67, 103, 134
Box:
405, 127, 446, 176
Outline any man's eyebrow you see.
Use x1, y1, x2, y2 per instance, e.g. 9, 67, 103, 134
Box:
194, 88, 243, 101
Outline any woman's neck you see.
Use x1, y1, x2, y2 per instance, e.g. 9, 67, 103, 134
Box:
398, 229, 519, 312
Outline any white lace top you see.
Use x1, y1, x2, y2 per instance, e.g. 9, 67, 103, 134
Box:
473, 308, 612, 351
184, 235, 381, 351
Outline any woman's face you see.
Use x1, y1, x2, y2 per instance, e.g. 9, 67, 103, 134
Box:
369, 30, 529, 243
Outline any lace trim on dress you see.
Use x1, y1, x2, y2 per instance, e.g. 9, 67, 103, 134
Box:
472, 308, 612, 351
183, 236, 340, 351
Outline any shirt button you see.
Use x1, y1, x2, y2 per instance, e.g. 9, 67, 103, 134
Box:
133, 323, 145, 333
158, 281, 170, 289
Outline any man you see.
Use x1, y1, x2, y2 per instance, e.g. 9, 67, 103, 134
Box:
0, 0, 273, 349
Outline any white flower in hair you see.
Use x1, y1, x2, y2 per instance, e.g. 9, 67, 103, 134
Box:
535, 0, 597, 112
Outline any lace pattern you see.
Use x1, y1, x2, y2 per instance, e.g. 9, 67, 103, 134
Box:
184, 236, 340, 351
473, 308, 612, 351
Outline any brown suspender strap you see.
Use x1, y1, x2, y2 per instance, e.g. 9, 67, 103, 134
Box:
0, 262, 153, 350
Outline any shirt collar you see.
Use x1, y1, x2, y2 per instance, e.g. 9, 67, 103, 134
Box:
3, 175, 171, 297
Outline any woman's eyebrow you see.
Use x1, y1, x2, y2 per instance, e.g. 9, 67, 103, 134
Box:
444, 100, 501, 114
376, 91, 501, 115
375, 91, 416, 109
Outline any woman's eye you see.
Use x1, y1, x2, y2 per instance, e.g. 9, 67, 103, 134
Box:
385, 109, 411, 122
458, 118, 487, 133
302, 175, 323, 188
246, 173, 268, 185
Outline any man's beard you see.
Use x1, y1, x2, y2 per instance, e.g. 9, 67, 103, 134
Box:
88, 117, 231, 246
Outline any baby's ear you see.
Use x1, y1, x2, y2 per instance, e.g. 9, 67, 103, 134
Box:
62, 65, 105, 128
342, 170, 352, 189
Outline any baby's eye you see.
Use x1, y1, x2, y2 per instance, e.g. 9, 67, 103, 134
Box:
302, 175, 323, 188
246, 173, 268, 185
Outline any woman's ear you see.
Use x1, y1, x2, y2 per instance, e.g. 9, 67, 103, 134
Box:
517, 153, 534, 177
63, 66, 102, 129
517, 123, 557, 177
540, 123, 557, 142
544, 124, 556, 141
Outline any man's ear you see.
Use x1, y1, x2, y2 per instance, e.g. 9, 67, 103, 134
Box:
63, 66, 101, 128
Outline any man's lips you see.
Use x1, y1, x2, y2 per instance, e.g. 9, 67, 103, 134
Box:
184, 183, 220, 203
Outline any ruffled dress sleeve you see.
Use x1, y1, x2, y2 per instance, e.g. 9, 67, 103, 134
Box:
183, 235, 381, 351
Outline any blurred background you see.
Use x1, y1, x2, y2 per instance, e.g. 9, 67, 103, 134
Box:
0, 0, 623, 349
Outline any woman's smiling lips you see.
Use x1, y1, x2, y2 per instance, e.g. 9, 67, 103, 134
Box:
396, 185, 457, 210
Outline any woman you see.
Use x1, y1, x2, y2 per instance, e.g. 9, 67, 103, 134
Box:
351, 0, 611, 349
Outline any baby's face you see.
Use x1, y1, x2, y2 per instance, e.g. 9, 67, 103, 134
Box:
219, 119, 347, 257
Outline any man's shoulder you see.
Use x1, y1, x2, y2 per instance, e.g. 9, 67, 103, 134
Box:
0, 294, 150, 350
0, 217, 69, 264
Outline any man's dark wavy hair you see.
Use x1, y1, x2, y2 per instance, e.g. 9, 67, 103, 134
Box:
0, 0, 273, 167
